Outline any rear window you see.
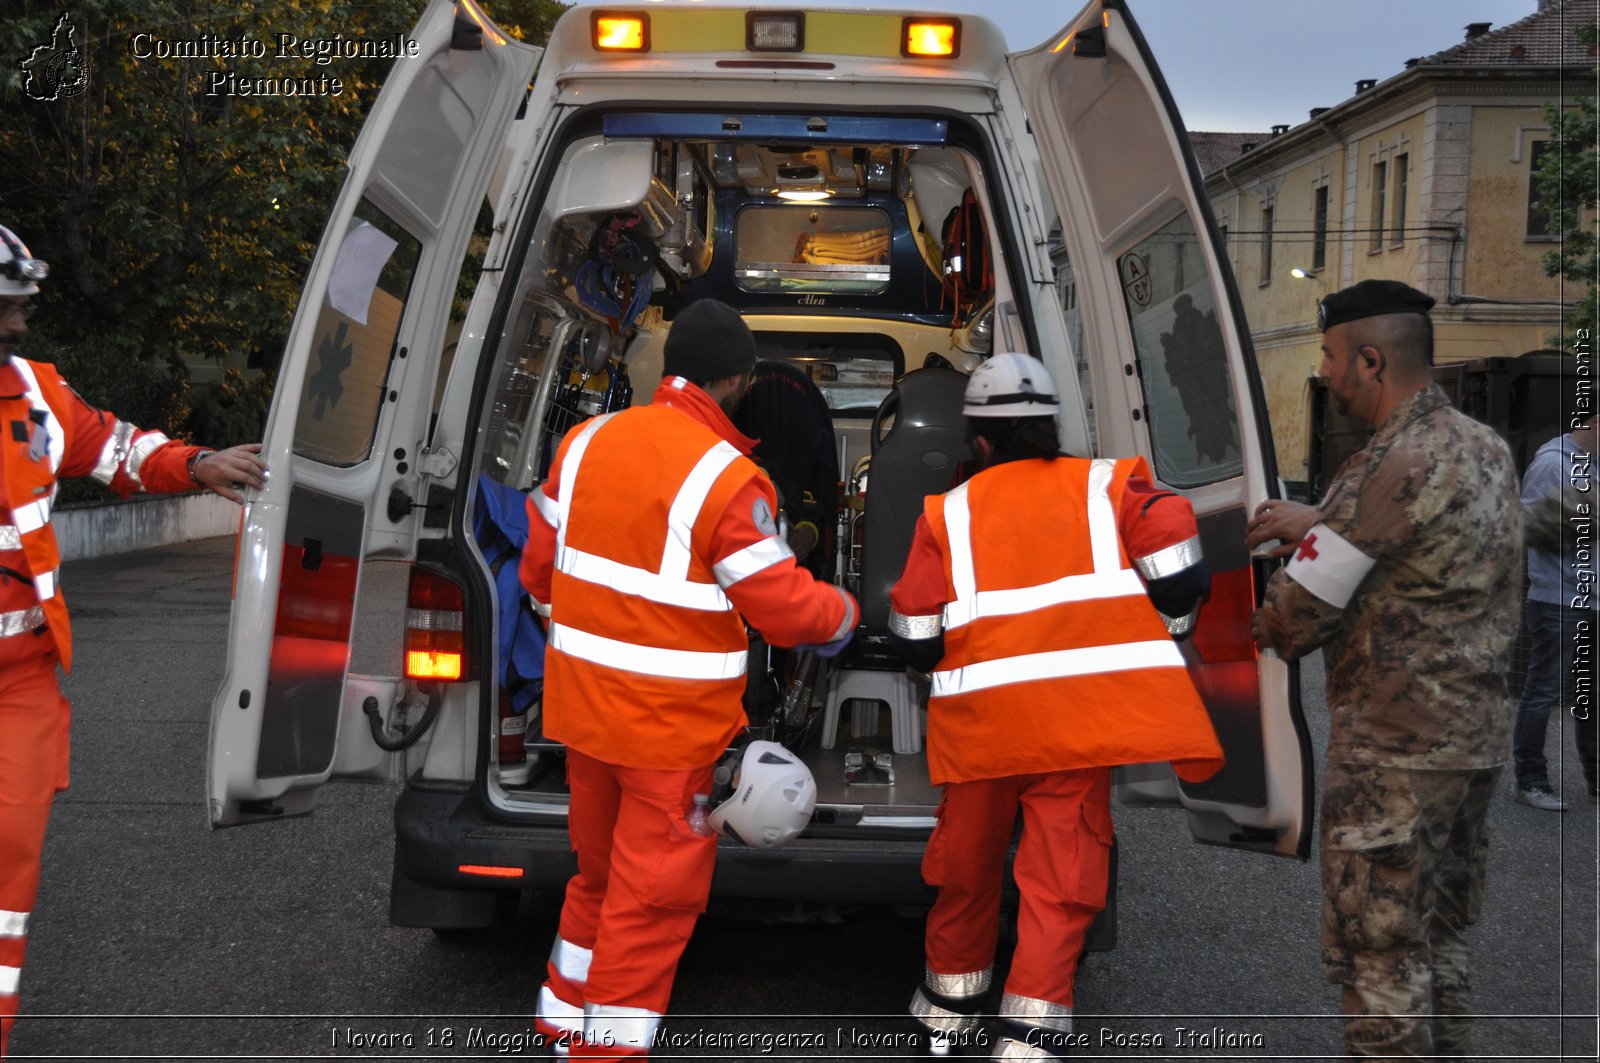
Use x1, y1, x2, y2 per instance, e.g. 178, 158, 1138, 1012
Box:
291, 200, 422, 468
750, 332, 902, 417
1115, 213, 1243, 488
734, 206, 891, 295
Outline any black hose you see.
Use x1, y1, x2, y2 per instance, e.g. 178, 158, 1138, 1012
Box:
363, 686, 441, 752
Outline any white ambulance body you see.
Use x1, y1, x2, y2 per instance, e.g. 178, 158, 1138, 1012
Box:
207, 0, 1311, 931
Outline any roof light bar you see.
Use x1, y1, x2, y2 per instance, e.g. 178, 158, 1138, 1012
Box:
748, 11, 804, 52
902, 18, 960, 59
593, 12, 649, 52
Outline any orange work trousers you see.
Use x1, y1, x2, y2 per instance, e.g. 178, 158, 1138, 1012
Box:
544, 747, 716, 1051
0, 655, 70, 1059
923, 767, 1113, 1008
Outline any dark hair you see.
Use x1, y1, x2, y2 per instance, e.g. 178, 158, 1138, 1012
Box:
1349, 312, 1434, 373
966, 415, 1060, 460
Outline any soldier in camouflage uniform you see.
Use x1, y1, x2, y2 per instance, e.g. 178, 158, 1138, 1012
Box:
1246, 280, 1522, 1059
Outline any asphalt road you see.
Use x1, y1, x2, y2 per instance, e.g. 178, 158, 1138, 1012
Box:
9, 535, 1597, 1061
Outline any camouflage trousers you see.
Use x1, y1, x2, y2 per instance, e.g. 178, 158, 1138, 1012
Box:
1320, 760, 1500, 1060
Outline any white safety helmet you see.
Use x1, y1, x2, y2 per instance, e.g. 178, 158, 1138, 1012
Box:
962, 351, 1059, 418
707, 740, 817, 849
0, 225, 48, 297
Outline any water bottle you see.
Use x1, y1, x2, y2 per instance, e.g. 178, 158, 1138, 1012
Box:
686, 793, 713, 836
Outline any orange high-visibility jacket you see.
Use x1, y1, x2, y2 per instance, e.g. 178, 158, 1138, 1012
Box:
521, 376, 856, 770
0, 357, 205, 671
891, 455, 1224, 786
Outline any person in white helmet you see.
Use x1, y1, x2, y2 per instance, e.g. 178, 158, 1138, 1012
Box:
0, 224, 268, 1058
889, 351, 1223, 1060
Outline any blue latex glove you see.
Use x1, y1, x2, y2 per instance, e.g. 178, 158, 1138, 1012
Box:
797, 629, 853, 659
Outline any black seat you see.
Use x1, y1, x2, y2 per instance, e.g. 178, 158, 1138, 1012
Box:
733, 360, 841, 577
858, 366, 972, 632
820, 366, 970, 751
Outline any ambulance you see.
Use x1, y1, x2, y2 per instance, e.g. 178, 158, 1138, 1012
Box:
206, 0, 1312, 932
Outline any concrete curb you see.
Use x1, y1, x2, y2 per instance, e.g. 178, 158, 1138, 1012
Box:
54, 492, 240, 562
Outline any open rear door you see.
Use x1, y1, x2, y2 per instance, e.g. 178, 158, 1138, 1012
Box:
206, 0, 539, 827
1007, 0, 1311, 858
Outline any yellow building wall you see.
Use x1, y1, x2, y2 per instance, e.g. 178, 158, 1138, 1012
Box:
1253, 335, 1322, 485
1434, 319, 1561, 363
1210, 102, 1575, 487
1226, 148, 1347, 333
1466, 106, 1569, 299
1345, 112, 1426, 288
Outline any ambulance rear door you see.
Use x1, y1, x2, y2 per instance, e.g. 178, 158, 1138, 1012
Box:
206, 0, 539, 827
1006, 0, 1312, 858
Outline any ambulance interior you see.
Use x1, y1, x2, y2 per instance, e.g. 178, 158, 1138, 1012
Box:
471, 121, 1036, 823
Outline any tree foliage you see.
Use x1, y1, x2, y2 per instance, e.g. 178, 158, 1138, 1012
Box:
1, 0, 565, 453
1535, 18, 1600, 344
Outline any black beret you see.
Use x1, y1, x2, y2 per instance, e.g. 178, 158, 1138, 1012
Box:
1317, 279, 1436, 332
663, 298, 757, 383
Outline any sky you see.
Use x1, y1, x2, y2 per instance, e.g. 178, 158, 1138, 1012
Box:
569, 0, 1552, 132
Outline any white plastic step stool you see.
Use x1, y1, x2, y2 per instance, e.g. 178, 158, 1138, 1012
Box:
820, 668, 923, 754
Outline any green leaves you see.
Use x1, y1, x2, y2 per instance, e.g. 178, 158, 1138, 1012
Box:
4, 0, 566, 444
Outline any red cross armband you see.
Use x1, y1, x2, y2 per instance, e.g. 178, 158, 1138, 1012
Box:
1284, 522, 1376, 609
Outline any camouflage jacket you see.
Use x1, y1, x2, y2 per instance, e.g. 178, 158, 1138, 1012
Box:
1257, 385, 1522, 769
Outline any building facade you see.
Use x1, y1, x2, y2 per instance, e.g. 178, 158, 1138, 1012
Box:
1198, 0, 1594, 488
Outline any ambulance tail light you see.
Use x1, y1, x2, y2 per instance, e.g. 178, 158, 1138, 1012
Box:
902, 18, 960, 58
406, 568, 466, 681
593, 12, 649, 52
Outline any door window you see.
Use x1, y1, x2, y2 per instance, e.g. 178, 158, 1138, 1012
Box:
291, 199, 423, 467
749, 332, 902, 417
735, 206, 891, 294
1116, 213, 1242, 488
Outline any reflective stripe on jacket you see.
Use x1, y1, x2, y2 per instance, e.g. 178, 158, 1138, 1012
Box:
521, 377, 855, 769
894, 455, 1223, 785
0, 357, 202, 670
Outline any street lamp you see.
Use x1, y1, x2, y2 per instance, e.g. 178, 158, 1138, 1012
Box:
1289, 267, 1323, 284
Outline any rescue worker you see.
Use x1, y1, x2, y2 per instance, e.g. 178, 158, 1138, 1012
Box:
889, 351, 1223, 1060
0, 224, 268, 1058
518, 298, 858, 1059
1248, 280, 1521, 1058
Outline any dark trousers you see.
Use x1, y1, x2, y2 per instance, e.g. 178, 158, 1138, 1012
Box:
1512, 600, 1598, 791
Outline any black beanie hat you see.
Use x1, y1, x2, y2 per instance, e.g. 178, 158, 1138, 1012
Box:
1317, 279, 1435, 332
663, 299, 757, 383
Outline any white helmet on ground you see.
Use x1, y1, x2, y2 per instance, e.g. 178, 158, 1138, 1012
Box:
707, 740, 817, 849
0, 225, 48, 297
962, 351, 1059, 418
